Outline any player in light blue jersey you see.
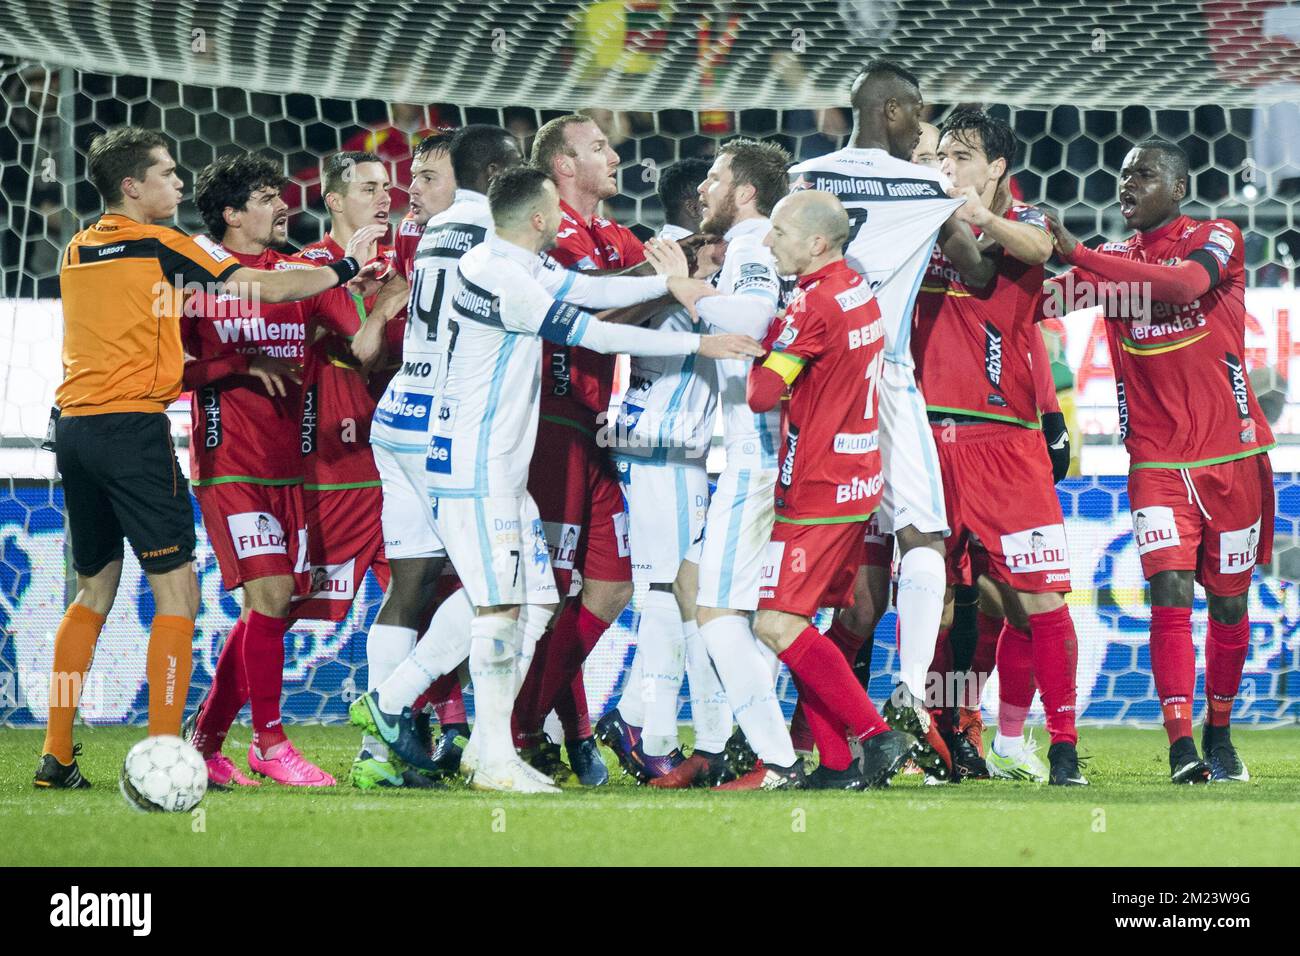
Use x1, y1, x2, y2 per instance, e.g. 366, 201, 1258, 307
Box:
406, 166, 760, 791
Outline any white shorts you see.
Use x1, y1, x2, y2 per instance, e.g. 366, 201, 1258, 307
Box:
688, 464, 776, 612
432, 493, 558, 608
877, 359, 949, 537
374, 441, 446, 560
616, 458, 710, 585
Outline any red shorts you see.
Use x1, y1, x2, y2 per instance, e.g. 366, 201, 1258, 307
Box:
528, 420, 631, 595
758, 518, 866, 618
936, 423, 1070, 594
862, 511, 894, 569
197, 481, 310, 593
291, 484, 390, 621
1129, 452, 1274, 597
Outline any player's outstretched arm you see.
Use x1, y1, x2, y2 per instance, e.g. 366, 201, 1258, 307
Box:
224, 224, 389, 303
1045, 213, 1215, 304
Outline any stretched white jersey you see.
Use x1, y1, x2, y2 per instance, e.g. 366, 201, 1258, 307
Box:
427, 237, 694, 498
372, 189, 492, 453
696, 216, 783, 468
614, 225, 718, 465
789, 147, 962, 367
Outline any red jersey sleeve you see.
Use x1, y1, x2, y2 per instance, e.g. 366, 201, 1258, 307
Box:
1029, 325, 1059, 415
1185, 218, 1245, 291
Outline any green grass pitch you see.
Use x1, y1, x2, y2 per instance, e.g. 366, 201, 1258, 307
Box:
3, 726, 1297, 866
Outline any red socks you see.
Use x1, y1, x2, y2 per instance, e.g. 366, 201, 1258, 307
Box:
1150, 605, 1195, 743
1027, 605, 1078, 745
513, 603, 610, 746
244, 610, 289, 753
790, 618, 870, 754
995, 621, 1035, 738
1205, 616, 1250, 727
554, 672, 593, 742
965, 611, 1001, 708
193, 618, 249, 758
789, 672, 852, 770
780, 626, 888, 770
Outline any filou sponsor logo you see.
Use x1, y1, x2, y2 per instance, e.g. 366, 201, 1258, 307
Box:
1001, 525, 1069, 572
228, 512, 287, 559
49, 886, 151, 936
1219, 521, 1261, 573
1133, 507, 1179, 553
835, 472, 884, 503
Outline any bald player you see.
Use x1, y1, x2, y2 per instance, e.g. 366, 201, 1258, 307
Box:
721, 189, 918, 790
788, 61, 964, 780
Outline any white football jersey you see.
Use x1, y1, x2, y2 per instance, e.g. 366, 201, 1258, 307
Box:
427, 237, 693, 498
372, 189, 493, 453
789, 147, 963, 367
696, 216, 783, 468
614, 225, 718, 465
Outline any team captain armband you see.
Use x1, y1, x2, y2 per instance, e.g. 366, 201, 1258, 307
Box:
763, 349, 805, 385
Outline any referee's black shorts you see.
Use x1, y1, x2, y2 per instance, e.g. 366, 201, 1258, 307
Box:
56, 412, 196, 577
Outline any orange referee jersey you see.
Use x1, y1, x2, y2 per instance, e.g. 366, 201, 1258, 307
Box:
57, 214, 241, 417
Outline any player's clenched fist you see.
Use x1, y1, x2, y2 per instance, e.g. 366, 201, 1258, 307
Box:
696, 333, 765, 360
1043, 212, 1081, 258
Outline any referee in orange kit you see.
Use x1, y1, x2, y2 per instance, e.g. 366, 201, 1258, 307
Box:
37, 127, 385, 788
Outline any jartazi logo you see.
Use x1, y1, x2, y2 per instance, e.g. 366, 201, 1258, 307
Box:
50, 886, 151, 936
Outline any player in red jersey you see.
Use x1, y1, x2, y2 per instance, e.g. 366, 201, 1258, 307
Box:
294, 151, 398, 621
509, 114, 649, 784
729, 189, 919, 791
1045, 138, 1274, 784
184, 154, 374, 786
337, 131, 474, 789
908, 109, 1085, 785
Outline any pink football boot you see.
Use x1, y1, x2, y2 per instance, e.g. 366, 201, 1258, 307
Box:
205, 753, 261, 788
247, 740, 336, 787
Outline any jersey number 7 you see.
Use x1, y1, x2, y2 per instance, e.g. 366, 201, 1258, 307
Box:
844, 208, 869, 253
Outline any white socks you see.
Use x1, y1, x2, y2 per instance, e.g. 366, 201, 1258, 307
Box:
618, 647, 646, 726
683, 620, 732, 754
514, 602, 555, 695
468, 614, 520, 767
639, 589, 686, 756
375, 589, 474, 715
700, 615, 796, 767
895, 545, 946, 704
364, 624, 417, 759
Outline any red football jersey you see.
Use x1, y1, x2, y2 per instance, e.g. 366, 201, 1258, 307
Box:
1053, 215, 1274, 469
913, 201, 1049, 428
298, 234, 396, 487
540, 198, 647, 430
764, 259, 886, 522
393, 213, 423, 282
181, 247, 314, 484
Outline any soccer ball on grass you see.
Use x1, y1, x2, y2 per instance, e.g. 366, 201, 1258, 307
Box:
119, 735, 208, 813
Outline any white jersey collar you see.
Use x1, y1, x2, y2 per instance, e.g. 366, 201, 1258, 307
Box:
723, 215, 770, 243
485, 234, 543, 271
660, 223, 692, 242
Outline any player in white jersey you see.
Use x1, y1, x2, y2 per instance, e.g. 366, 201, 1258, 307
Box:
346, 127, 521, 788
402, 166, 760, 791
645, 139, 812, 787
788, 60, 966, 774
595, 158, 728, 782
